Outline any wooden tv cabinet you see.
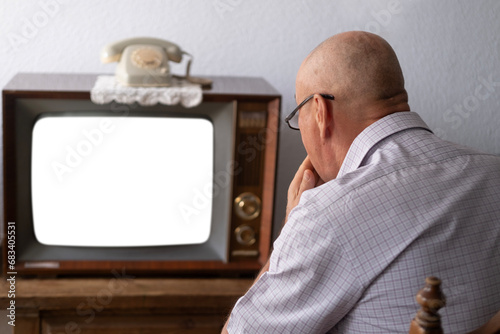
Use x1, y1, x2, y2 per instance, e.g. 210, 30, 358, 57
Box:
3, 73, 280, 277
1, 73, 279, 332
0, 277, 253, 333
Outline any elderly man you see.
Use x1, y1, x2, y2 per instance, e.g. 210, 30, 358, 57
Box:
222, 31, 500, 333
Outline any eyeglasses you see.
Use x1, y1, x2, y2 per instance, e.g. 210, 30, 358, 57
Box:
285, 93, 335, 130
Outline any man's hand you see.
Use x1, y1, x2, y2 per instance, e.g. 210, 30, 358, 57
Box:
285, 156, 323, 223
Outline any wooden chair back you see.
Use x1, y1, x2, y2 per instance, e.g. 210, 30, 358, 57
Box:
409, 277, 500, 334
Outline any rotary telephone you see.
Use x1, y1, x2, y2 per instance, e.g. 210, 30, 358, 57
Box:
100, 37, 212, 88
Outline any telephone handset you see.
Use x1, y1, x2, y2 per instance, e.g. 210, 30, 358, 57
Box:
100, 37, 212, 88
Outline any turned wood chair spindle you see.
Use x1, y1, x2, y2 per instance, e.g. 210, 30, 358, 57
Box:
409, 277, 500, 334
409, 276, 446, 334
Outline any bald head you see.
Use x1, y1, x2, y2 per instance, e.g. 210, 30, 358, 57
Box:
295, 32, 410, 180
298, 31, 408, 113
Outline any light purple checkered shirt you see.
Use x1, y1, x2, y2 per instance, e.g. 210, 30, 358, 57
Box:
228, 111, 500, 333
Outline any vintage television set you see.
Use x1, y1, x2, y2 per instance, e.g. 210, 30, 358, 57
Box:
2, 73, 280, 277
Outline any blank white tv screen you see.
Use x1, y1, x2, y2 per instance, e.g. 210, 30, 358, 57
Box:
31, 116, 214, 247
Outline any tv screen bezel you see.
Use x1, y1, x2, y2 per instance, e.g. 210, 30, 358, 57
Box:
10, 98, 237, 268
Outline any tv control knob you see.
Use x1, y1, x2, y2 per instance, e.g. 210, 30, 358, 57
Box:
234, 192, 261, 220
235, 225, 256, 246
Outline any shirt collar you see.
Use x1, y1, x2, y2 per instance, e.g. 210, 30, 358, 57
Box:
336, 111, 432, 178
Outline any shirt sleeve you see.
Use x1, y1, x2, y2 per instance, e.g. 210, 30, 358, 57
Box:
227, 204, 364, 333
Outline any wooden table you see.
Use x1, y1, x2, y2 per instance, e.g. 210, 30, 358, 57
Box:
0, 277, 253, 333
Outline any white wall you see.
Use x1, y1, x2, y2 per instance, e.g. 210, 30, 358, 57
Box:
0, 0, 499, 331
2, 0, 500, 241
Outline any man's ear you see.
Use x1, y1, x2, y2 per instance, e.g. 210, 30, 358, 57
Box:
314, 94, 333, 139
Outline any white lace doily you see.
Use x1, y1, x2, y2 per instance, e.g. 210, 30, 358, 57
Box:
90, 75, 202, 108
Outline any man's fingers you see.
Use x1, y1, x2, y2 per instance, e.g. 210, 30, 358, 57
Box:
290, 158, 311, 189
300, 169, 316, 194
285, 156, 321, 224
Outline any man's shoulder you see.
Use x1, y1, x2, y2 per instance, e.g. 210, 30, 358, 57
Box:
297, 136, 500, 234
